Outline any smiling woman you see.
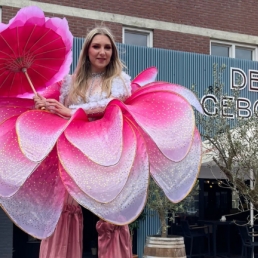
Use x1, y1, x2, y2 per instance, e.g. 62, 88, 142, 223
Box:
88, 34, 113, 73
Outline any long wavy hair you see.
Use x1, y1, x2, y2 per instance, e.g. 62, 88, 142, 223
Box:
66, 26, 125, 105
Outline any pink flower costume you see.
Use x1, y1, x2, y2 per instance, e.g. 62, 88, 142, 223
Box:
0, 66, 203, 235
0, 6, 204, 258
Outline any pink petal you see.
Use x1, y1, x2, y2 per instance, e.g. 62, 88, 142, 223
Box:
146, 127, 202, 202
131, 83, 141, 94
0, 116, 38, 197
0, 105, 30, 124
132, 67, 158, 86
0, 98, 33, 128
65, 105, 123, 166
16, 81, 62, 100
0, 97, 33, 108
126, 82, 203, 114
59, 121, 149, 224
6, 6, 45, 30
40, 81, 62, 100
57, 118, 137, 203
125, 91, 195, 162
0, 148, 66, 239
16, 109, 87, 162
0, 98, 33, 123
43, 15, 73, 87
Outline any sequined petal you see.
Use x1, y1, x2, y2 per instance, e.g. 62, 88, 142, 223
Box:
18, 81, 62, 100
131, 83, 141, 94
125, 91, 195, 162
147, 127, 202, 203
126, 82, 203, 114
0, 106, 28, 124
0, 116, 38, 197
132, 67, 158, 87
0, 97, 33, 124
59, 122, 149, 224
0, 148, 66, 239
65, 105, 123, 166
0, 97, 34, 108
57, 118, 137, 203
16, 108, 88, 162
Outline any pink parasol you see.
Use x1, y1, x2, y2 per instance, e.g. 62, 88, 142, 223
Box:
0, 6, 73, 97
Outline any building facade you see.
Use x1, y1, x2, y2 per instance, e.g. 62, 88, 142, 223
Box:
1, 0, 258, 257
1, 0, 258, 56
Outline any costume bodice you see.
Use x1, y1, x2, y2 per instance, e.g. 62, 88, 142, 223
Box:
59, 72, 131, 114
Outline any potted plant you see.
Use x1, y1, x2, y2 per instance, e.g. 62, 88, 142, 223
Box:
142, 178, 199, 257
147, 178, 198, 237
129, 211, 146, 258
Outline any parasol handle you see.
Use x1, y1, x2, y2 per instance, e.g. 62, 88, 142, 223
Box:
22, 68, 37, 95
22, 68, 45, 110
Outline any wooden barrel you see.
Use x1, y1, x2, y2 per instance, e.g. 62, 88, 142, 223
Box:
143, 235, 186, 258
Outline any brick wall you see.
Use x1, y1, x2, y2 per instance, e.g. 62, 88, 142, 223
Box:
153, 30, 210, 54
31, 0, 258, 36
2, 6, 123, 41
3, 1, 258, 54
0, 208, 13, 258
1, 5, 210, 53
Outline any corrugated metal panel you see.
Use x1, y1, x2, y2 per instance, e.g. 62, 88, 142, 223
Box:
71, 37, 84, 73
73, 37, 258, 102
72, 37, 258, 258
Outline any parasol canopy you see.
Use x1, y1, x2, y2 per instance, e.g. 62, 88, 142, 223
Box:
0, 6, 73, 97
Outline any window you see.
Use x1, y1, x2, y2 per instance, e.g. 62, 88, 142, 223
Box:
210, 41, 257, 61
123, 27, 153, 47
211, 44, 230, 57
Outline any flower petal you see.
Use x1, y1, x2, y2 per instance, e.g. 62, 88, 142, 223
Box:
65, 105, 123, 166
0, 97, 33, 108
132, 67, 158, 86
0, 116, 38, 197
0, 148, 66, 239
126, 82, 203, 114
131, 83, 141, 94
59, 121, 149, 225
17, 81, 62, 100
147, 127, 202, 202
57, 118, 137, 203
125, 91, 195, 162
16, 108, 87, 162
0, 97, 33, 123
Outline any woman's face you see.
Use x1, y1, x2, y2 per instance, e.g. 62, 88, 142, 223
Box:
88, 34, 113, 73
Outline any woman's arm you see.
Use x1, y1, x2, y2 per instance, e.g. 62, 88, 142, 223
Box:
45, 99, 73, 117
33, 75, 72, 117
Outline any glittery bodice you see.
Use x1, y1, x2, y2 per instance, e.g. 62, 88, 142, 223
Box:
59, 72, 131, 114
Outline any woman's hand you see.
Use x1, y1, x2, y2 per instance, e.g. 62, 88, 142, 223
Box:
34, 94, 46, 109
45, 99, 72, 118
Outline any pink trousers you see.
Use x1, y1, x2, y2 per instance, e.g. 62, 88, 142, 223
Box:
39, 204, 83, 258
96, 220, 132, 258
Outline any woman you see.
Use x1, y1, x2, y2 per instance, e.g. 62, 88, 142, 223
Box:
35, 26, 132, 258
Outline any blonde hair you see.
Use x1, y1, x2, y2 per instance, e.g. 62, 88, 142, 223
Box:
66, 26, 125, 105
